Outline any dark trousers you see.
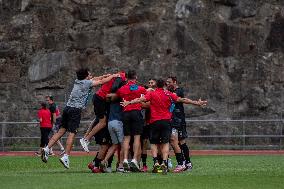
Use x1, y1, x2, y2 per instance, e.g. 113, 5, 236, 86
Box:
40, 127, 52, 148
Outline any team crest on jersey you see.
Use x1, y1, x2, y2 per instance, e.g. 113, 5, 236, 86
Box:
129, 84, 138, 91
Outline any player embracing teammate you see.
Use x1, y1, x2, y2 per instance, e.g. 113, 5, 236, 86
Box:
40, 69, 207, 173
121, 78, 207, 173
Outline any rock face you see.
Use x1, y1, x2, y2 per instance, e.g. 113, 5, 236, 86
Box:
0, 0, 284, 122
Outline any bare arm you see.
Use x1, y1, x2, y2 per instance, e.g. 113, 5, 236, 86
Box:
141, 101, 150, 109
176, 97, 207, 106
120, 96, 147, 107
106, 93, 119, 101
92, 74, 120, 86
52, 113, 56, 124
92, 74, 111, 80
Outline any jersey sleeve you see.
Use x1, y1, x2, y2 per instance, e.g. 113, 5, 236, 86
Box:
49, 104, 56, 113
86, 79, 94, 88
140, 86, 147, 95
116, 87, 122, 97
170, 92, 179, 102
111, 77, 124, 93
176, 88, 184, 98
144, 91, 152, 101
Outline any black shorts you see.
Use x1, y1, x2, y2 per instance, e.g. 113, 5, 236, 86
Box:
60, 106, 81, 134
94, 127, 112, 145
178, 123, 188, 140
122, 110, 144, 136
93, 94, 107, 119
149, 120, 171, 144
141, 124, 151, 140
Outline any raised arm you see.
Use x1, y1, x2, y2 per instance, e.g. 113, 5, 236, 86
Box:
92, 74, 120, 86
92, 74, 112, 80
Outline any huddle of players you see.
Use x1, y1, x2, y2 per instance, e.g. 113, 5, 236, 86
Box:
80, 70, 207, 174
40, 68, 207, 174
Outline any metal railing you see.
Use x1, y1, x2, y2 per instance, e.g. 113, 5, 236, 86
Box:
0, 119, 283, 151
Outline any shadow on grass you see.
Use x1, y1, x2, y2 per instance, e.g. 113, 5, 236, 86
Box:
18, 169, 91, 175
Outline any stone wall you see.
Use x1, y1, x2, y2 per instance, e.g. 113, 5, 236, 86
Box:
0, 0, 284, 122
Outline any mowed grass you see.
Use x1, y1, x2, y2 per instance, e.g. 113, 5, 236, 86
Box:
0, 155, 283, 189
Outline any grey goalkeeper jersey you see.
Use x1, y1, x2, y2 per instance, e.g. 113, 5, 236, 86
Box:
66, 79, 93, 109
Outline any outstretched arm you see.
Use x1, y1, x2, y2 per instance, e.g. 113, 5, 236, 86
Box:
176, 97, 207, 106
92, 73, 120, 86
120, 96, 147, 107
92, 74, 112, 80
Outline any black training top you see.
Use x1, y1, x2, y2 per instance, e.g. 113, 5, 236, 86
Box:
48, 103, 56, 123
173, 87, 186, 124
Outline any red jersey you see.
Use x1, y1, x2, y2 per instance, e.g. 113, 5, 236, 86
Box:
116, 80, 146, 112
38, 109, 52, 128
144, 88, 178, 123
96, 72, 126, 99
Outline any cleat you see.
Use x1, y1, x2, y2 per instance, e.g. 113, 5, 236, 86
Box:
160, 164, 168, 175
123, 159, 130, 171
141, 165, 148, 172
129, 159, 140, 172
152, 163, 160, 173
79, 138, 90, 153
116, 167, 124, 173
88, 162, 95, 170
99, 161, 108, 173
92, 167, 102, 173
41, 147, 49, 163
59, 155, 70, 169
185, 162, 193, 171
173, 165, 186, 173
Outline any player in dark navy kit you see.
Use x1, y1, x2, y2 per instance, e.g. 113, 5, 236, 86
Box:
167, 76, 201, 171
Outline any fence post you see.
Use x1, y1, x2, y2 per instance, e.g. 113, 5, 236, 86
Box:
1, 124, 4, 152
242, 121, 245, 150
280, 121, 283, 150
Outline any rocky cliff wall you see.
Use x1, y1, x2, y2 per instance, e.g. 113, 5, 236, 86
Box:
0, 0, 284, 122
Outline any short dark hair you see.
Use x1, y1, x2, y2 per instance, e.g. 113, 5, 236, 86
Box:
156, 79, 165, 88
126, 70, 137, 80
76, 68, 89, 80
41, 102, 47, 109
46, 95, 54, 101
149, 78, 157, 82
168, 76, 177, 83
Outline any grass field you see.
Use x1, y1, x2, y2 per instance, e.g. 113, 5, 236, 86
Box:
0, 155, 283, 189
